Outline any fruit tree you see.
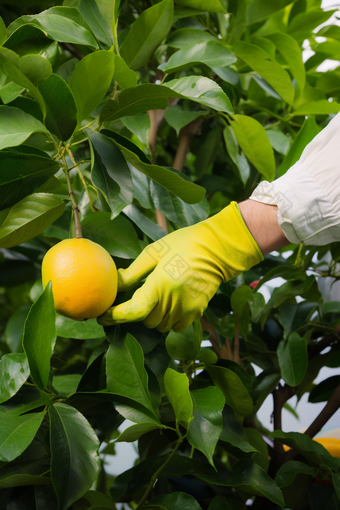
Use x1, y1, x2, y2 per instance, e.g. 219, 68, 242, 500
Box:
0, 0, 340, 509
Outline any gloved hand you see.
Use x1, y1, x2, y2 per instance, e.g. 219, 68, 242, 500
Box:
98, 201, 263, 332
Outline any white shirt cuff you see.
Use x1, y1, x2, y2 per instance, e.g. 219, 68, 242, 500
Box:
250, 113, 340, 246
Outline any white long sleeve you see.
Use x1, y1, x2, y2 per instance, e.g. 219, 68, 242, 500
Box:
250, 113, 340, 246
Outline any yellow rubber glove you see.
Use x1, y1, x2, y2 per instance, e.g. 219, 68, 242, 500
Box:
98, 202, 263, 332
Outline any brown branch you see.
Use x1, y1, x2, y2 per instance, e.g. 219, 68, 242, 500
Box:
305, 382, 340, 438
233, 321, 243, 366
283, 383, 340, 465
61, 43, 84, 60
308, 333, 339, 360
272, 384, 294, 460
200, 316, 230, 359
172, 117, 203, 171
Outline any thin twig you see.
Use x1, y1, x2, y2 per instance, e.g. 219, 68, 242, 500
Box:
66, 148, 97, 213
135, 435, 184, 509
61, 43, 84, 60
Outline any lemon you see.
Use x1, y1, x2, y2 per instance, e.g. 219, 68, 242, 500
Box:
42, 238, 117, 321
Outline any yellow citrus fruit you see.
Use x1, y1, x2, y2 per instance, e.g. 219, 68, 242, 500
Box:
42, 238, 117, 321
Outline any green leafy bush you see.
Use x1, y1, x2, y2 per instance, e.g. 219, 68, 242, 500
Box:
0, 0, 340, 509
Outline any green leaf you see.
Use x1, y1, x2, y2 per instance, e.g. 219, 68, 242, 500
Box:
309, 375, 340, 403
219, 406, 257, 453
208, 495, 245, 510
142, 492, 203, 510
49, 403, 100, 510
165, 76, 234, 113
0, 410, 45, 462
320, 301, 340, 316
123, 204, 166, 242
121, 112, 150, 146
271, 430, 340, 471
206, 363, 253, 416
18, 54, 52, 85
8, 37, 59, 67
233, 40, 295, 104
100, 79, 233, 124
0, 48, 47, 116
266, 128, 290, 155
201, 460, 284, 506
112, 54, 137, 89
87, 129, 133, 218
266, 33, 305, 92
81, 212, 141, 259
197, 347, 218, 365
223, 126, 250, 184
293, 99, 340, 116
230, 114, 275, 181
38, 73, 78, 141
120, 0, 173, 70
150, 176, 209, 227
0, 386, 51, 416
244, 427, 269, 472
164, 368, 193, 429
165, 322, 202, 361
53, 374, 82, 397
0, 15, 6, 45
8, 9, 99, 50
0, 106, 48, 151
0, 193, 66, 248
188, 387, 224, 467
277, 332, 308, 386
101, 132, 205, 204
278, 301, 317, 339
0, 353, 29, 404
164, 105, 209, 136
174, 0, 226, 13
84, 490, 116, 510
0, 79, 23, 104
77, 0, 113, 47
0, 473, 51, 488
100, 85, 169, 123
288, 8, 337, 41
230, 285, 253, 318
56, 315, 105, 340
106, 330, 159, 419
3, 305, 30, 353
167, 28, 216, 48
116, 422, 162, 442
275, 460, 315, 488
160, 40, 236, 74
70, 50, 115, 122
247, 0, 295, 24
254, 265, 305, 293
22, 281, 56, 391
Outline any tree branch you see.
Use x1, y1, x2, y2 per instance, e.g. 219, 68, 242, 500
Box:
283, 382, 340, 464
172, 117, 203, 171
61, 43, 84, 60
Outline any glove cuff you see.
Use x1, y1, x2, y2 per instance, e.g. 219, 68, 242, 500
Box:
206, 201, 264, 282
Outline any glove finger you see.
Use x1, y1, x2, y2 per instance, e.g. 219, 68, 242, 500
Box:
172, 312, 200, 333
98, 284, 158, 325
118, 238, 171, 291
156, 311, 175, 333
142, 302, 166, 330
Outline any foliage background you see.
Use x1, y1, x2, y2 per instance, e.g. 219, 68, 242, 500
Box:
0, 0, 340, 509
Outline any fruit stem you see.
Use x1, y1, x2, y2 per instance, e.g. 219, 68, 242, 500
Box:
63, 164, 82, 239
